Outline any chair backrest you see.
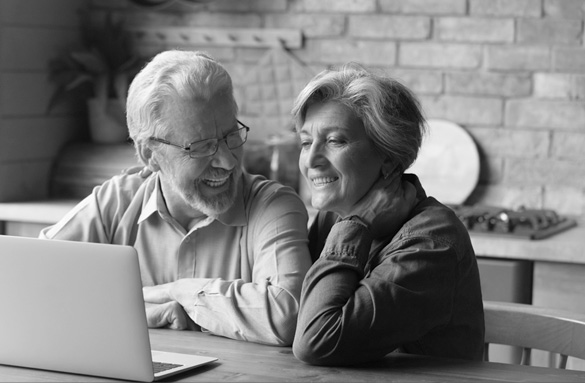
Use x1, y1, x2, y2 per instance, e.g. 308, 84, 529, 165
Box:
483, 300, 585, 369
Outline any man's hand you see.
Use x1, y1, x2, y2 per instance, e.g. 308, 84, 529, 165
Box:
145, 301, 199, 330
143, 279, 212, 324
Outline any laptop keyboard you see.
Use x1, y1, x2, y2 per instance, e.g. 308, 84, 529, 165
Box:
153, 361, 183, 374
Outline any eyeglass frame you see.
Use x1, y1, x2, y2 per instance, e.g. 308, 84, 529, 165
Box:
149, 119, 250, 158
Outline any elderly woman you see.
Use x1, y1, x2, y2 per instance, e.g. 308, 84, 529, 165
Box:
292, 63, 484, 365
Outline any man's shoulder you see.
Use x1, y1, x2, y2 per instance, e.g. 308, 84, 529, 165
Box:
244, 172, 301, 202
94, 172, 155, 206
243, 172, 307, 216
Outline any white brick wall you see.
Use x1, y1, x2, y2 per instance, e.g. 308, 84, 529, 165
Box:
470, 0, 542, 17
436, 17, 515, 42
380, 0, 467, 15
400, 43, 482, 68
506, 100, 585, 129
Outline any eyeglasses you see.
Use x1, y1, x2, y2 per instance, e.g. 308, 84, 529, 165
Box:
149, 120, 250, 158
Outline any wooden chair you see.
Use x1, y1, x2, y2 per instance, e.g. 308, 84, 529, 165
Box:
483, 300, 585, 369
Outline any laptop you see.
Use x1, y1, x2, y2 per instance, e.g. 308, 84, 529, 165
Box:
0, 235, 218, 382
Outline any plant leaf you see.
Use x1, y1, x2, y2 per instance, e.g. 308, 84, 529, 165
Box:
70, 51, 108, 74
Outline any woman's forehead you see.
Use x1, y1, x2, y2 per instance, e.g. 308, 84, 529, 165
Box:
300, 101, 362, 134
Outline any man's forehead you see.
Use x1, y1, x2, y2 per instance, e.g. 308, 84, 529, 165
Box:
163, 99, 237, 140
169, 92, 235, 114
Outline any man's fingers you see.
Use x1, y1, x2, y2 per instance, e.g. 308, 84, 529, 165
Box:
145, 303, 171, 328
143, 285, 172, 304
146, 301, 196, 330
164, 301, 197, 330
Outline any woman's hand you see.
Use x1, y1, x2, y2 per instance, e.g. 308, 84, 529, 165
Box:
344, 173, 418, 238
122, 166, 153, 178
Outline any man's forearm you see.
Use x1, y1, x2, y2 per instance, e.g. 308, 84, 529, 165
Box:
144, 278, 300, 345
188, 279, 300, 346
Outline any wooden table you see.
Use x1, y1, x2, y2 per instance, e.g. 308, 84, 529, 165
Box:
1, 330, 585, 382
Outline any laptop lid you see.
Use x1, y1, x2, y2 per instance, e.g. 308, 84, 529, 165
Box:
0, 235, 216, 382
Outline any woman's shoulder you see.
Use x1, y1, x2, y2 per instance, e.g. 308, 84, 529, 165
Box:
394, 197, 474, 260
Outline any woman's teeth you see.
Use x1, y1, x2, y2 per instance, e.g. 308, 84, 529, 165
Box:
312, 177, 338, 186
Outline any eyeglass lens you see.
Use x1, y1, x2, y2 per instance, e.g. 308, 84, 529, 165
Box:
188, 127, 248, 157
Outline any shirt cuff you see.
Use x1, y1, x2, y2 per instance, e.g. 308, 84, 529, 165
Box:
321, 219, 374, 271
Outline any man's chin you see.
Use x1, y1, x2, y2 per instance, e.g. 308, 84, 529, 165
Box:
189, 172, 240, 215
192, 187, 237, 216
202, 197, 234, 216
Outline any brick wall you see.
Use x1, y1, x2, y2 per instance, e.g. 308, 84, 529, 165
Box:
97, 0, 585, 217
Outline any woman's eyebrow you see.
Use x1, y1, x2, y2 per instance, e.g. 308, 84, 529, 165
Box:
299, 125, 347, 135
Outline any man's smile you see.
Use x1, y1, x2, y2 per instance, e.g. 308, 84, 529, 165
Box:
201, 174, 230, 188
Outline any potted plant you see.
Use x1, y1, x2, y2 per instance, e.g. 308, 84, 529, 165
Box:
48, 11, 142, 143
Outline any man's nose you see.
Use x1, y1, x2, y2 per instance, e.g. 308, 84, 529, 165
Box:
211, 139, 238, 169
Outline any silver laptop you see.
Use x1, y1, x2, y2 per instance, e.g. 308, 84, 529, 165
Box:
0, 235, 217, 382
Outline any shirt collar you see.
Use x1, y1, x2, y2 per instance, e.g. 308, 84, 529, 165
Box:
215, 172, 247, 226
137, 172, 247, 227
403, 173, 428, 201
138, 174, 164, 224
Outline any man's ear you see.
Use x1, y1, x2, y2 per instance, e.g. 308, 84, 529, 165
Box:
137, 144, 160, 172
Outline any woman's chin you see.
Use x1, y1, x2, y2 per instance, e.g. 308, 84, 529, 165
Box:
310, 197, 327, 212
311, 198, 341, 215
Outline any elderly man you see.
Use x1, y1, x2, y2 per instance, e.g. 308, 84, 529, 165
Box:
40, 50, 312, 346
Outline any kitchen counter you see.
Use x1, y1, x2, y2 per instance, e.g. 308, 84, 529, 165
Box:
0, 199, 78, 224
470, 218, 583, 265
1, 200, 583, 265
0, 199, 78, 237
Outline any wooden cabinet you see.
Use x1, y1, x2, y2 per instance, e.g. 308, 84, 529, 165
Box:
471, 224, 585, 370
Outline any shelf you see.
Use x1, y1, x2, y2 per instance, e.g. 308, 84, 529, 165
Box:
127, 26, 303, 48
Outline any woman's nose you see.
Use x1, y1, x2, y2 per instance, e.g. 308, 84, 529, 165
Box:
302, 142, 324, 169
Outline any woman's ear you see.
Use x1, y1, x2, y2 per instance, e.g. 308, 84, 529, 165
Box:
381, 158, 399, 180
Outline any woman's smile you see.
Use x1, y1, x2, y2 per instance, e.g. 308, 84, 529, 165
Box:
299, 101, 384, 216
311, 176, 339, 187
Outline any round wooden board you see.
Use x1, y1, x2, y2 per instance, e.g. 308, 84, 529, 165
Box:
407, 119, 480, 205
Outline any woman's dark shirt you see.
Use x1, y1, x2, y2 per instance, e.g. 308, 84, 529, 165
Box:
293, 174, 485, 365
